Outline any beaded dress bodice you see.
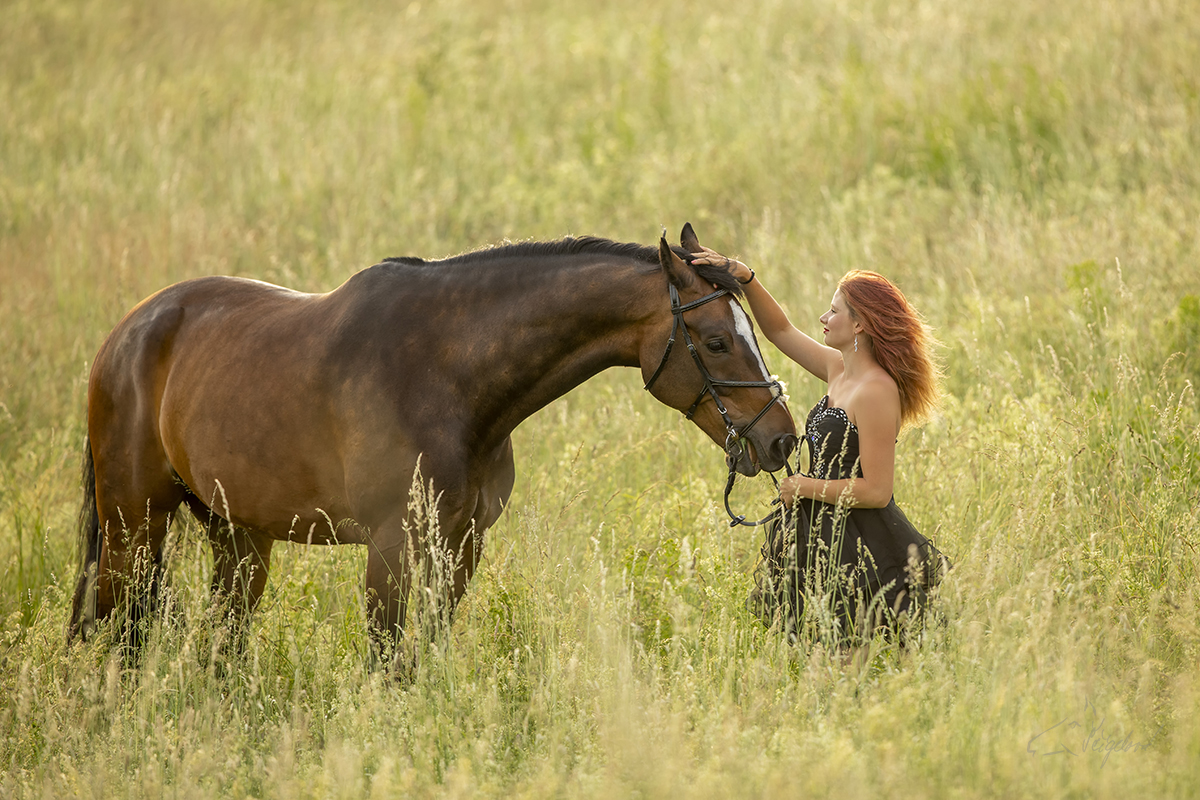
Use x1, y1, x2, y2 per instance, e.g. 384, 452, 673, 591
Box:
803, 396, 861, 481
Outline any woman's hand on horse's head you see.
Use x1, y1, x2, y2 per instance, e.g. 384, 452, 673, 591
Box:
689, 246, 753, 284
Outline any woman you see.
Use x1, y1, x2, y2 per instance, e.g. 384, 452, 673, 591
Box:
690, 245, 947, 643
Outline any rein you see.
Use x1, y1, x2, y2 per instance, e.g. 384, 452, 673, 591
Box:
644, 282, 792, 527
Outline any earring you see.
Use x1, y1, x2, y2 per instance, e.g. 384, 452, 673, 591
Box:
854, 334, 858, 353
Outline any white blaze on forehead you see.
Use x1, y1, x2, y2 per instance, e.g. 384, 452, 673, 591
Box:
729, 298, 770, 379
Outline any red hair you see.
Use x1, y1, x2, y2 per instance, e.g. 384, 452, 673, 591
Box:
838, 270, 942, 428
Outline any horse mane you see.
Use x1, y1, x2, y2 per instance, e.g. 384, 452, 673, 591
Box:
381, 236, 745, 296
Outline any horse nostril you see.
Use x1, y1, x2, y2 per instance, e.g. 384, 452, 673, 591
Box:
773, 433, 799, 461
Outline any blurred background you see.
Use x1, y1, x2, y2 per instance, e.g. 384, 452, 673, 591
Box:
2, 0, 1198, 796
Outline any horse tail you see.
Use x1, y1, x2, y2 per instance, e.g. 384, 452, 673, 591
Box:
67, 436, 100, 642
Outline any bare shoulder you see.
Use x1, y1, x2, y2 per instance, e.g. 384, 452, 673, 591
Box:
864, 371, 902, 429
847, 370, 901, 431
862, 369, 900, 402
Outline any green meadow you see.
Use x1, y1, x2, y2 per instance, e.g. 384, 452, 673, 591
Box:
3, 0, 1199, 795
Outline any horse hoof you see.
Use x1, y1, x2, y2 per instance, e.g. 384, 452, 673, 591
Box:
389, 640, 421, 684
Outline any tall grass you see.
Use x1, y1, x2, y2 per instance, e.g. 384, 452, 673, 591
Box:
2, 0, 1199, 796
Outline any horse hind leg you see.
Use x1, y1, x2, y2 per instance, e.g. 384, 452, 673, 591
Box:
78, 302, 194, 657
91, 488, 184, 660
193, 500, 274, 660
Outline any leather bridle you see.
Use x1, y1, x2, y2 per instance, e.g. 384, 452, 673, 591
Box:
643, 282, 793, 527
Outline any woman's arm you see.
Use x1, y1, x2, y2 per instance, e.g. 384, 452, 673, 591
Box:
780, 381, 899, 509
690, 247, 839, 382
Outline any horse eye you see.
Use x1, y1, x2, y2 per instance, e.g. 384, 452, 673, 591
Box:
706, 339, 728, 354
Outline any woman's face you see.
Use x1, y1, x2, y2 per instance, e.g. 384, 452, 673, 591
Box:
819, 288, 858, 350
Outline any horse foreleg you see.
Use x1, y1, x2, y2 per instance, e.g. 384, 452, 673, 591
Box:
436, 443, 514, 624
362, 442, 514, 678
207, 521, 274, 657
435, 521, 487, 625
364, 526, 419, 675
432, 438, 514, 625
363, 519, 473, 678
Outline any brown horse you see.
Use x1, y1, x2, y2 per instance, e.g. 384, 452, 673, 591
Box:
67, 224, 797, 667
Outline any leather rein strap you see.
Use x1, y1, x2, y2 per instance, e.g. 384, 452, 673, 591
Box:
643, 283, 791, 527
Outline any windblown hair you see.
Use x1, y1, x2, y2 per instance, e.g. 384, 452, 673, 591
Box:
838, 270, 942, 428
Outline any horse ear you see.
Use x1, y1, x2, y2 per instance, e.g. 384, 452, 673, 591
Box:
680, 222, 701, 253
658, 235, 692, 288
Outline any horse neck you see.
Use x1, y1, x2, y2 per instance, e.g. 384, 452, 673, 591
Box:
448, 256, 662, 446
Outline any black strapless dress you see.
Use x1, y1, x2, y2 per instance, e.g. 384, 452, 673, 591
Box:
750, 396, 947, 642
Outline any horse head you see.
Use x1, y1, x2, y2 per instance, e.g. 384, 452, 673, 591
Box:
642, 225, 798, 476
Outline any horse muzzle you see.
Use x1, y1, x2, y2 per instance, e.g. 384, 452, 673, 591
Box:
726, 429, 797, 477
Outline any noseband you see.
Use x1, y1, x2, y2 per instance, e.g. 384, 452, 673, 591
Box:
643, 283, 792, 527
